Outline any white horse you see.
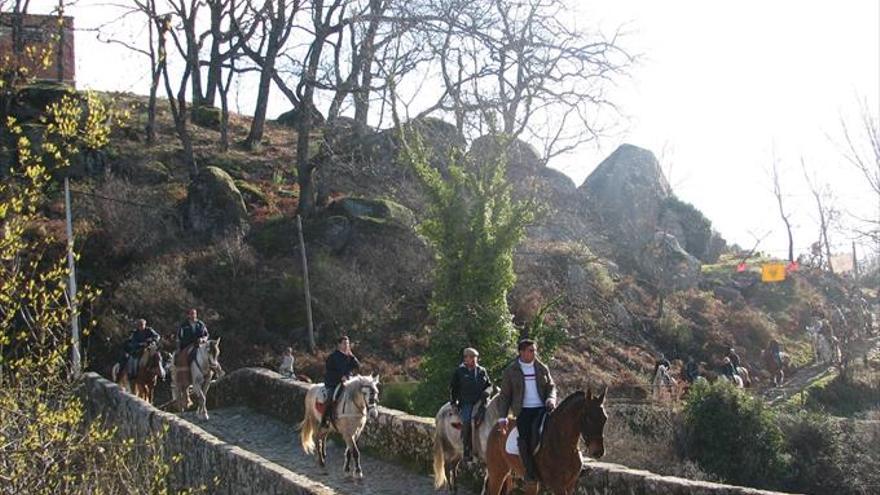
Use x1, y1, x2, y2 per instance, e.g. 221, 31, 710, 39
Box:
724, 373, 745, 388
170, 338, 224, 420
652, 364, 679, 401
815, 334, 841, 365
433, 395, 503, 492
299, 375, 380, 479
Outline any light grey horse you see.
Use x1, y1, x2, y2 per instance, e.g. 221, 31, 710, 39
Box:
170, 338, 224, 420
433, 395, 503, 492
299, 375, 380, 479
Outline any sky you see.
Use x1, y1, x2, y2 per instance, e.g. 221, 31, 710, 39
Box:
45, 0, 880, 261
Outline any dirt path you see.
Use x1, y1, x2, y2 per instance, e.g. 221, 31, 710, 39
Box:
761, 336, 879, 406
180, 406, 471, 495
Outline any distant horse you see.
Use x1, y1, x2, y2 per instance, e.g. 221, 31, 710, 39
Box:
762, 349, 789, 387
171, 338, 224, 420
299, 375, 380, 479
816, 334, 841, 365
651, 364, 679, 402
483, 389, 607, 495
735, 366, 751, 387
433, 395, 503, 492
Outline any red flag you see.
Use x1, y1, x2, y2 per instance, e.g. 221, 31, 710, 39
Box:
786, 261, 799, 272
736, 262, 747, 272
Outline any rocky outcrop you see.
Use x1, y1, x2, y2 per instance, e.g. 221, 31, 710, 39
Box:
276, 105, 326, 129
184, 166, 249, 239
580, 144, 671, 254
640, 232, 702, 291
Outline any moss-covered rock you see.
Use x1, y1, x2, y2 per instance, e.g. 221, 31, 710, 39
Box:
192, 105, 221, 130
332, 196, 415, 229
234, 180, 267, 207
184, 166, 249, 239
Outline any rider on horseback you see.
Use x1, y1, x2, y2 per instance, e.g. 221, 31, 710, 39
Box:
177, 308, 209, 363
721, 356, 737, 381
321, 336, 361, 428
652, 353, 671, 379
118, 319, 160, 378
449, 347, 492, 462
496, 339, 557, 483
725, 347, 741, 370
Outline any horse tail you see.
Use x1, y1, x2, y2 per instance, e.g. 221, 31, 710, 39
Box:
298, 388, 317, 454
433, 426, 447, 490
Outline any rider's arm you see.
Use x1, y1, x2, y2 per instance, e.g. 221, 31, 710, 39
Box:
496, 369, 512, 423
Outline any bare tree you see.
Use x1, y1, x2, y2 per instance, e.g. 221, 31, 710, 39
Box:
155, 12, 197, 175
234, 0, 303, 149
768, 151, 795, 263
841, 105, 880, 250
404, 0, 632, 161
802, 158, 839, 274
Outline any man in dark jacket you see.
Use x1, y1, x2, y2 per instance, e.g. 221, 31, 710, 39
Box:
177, 308, 208, 363
450, 347, 492, 462
119, 318, 160, 378
684, 356, 700, 383
321, 336, 361, 427
496, 339, 557, 482
726, 347, 741, 370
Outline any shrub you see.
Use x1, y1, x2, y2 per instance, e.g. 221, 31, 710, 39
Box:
400, 133, 534, 415
682, 379, 787, 488
804, 374, 880, 417
779, 412, 845, 494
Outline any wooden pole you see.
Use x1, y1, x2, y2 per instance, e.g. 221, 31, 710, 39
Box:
64, 178, 81, 377
297, 215, 316, 353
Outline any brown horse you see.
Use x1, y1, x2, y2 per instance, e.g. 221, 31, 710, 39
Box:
483, 389, 607, 495
113, 342, 165, 403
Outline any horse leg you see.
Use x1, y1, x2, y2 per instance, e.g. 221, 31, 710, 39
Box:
193, 379, 208, 420
318, 433, 327, 468
352, 442, 363, 479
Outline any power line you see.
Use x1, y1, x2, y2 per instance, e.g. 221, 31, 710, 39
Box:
70, 188, 178, 212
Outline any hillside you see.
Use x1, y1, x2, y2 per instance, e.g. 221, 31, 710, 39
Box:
42, 92, 871, 402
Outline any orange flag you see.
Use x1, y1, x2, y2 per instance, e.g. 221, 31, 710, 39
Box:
761, 263, 786, 282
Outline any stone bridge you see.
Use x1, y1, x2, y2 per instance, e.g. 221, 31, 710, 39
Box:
82, 369, 795, 494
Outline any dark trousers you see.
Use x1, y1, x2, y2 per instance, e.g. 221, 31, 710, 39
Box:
516, 407, 545, 446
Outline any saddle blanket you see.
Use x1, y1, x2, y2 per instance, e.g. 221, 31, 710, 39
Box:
504, 426, 521, 455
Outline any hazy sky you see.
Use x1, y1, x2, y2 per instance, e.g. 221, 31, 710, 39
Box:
56, 0, 880, 260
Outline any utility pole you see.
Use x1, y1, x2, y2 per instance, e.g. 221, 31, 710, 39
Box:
296, 215, 316, 353
64, 177, 81, 377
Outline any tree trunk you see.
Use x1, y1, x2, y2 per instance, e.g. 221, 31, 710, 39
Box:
245, 46, 279, 150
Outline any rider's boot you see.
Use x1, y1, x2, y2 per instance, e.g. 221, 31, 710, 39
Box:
320, 398, 334, 428
519, 437, 538, 482
461, 421, 473, 462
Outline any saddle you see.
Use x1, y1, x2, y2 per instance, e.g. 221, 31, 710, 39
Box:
315, 384, 342, 417
503, 411, 548, 456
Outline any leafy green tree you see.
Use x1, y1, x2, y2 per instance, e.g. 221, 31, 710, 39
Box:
682, 379, 788, 488
400, 133, 535, 414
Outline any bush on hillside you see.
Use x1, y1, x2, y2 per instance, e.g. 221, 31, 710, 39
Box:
681, 379, 787, 488
401, 133, 534, 415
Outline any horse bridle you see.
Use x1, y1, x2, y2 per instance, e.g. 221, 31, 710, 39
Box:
362, 385, 378, 412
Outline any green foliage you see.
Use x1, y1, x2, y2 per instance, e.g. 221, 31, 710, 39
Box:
682, 379, 787, 488
381, 381, 418, 413
400, 133, 535, 415
654, 309, 695, 355
804, 374, 880, 417
523, 295, 570, 360
779, 412, 846, 494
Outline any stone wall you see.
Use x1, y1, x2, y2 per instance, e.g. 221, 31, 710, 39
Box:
209, 368, 797, 495
80, 372, 333, 495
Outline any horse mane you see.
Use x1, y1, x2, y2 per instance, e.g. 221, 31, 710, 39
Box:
548, 391, 585, 421
341, 375, 377, 402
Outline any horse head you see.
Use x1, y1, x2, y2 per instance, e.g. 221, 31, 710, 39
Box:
582, 387, 608, 459
364, 374, 380, 419
207, 337, 224, 378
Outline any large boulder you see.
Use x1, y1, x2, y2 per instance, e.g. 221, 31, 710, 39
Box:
580, 144, 671, 253
184, 166, 249, 239
658, 196, 726, 263
276, 105, 326, 128
639, 232, 701, 291
329, 196, 415, 230
468, 135, 542, 174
